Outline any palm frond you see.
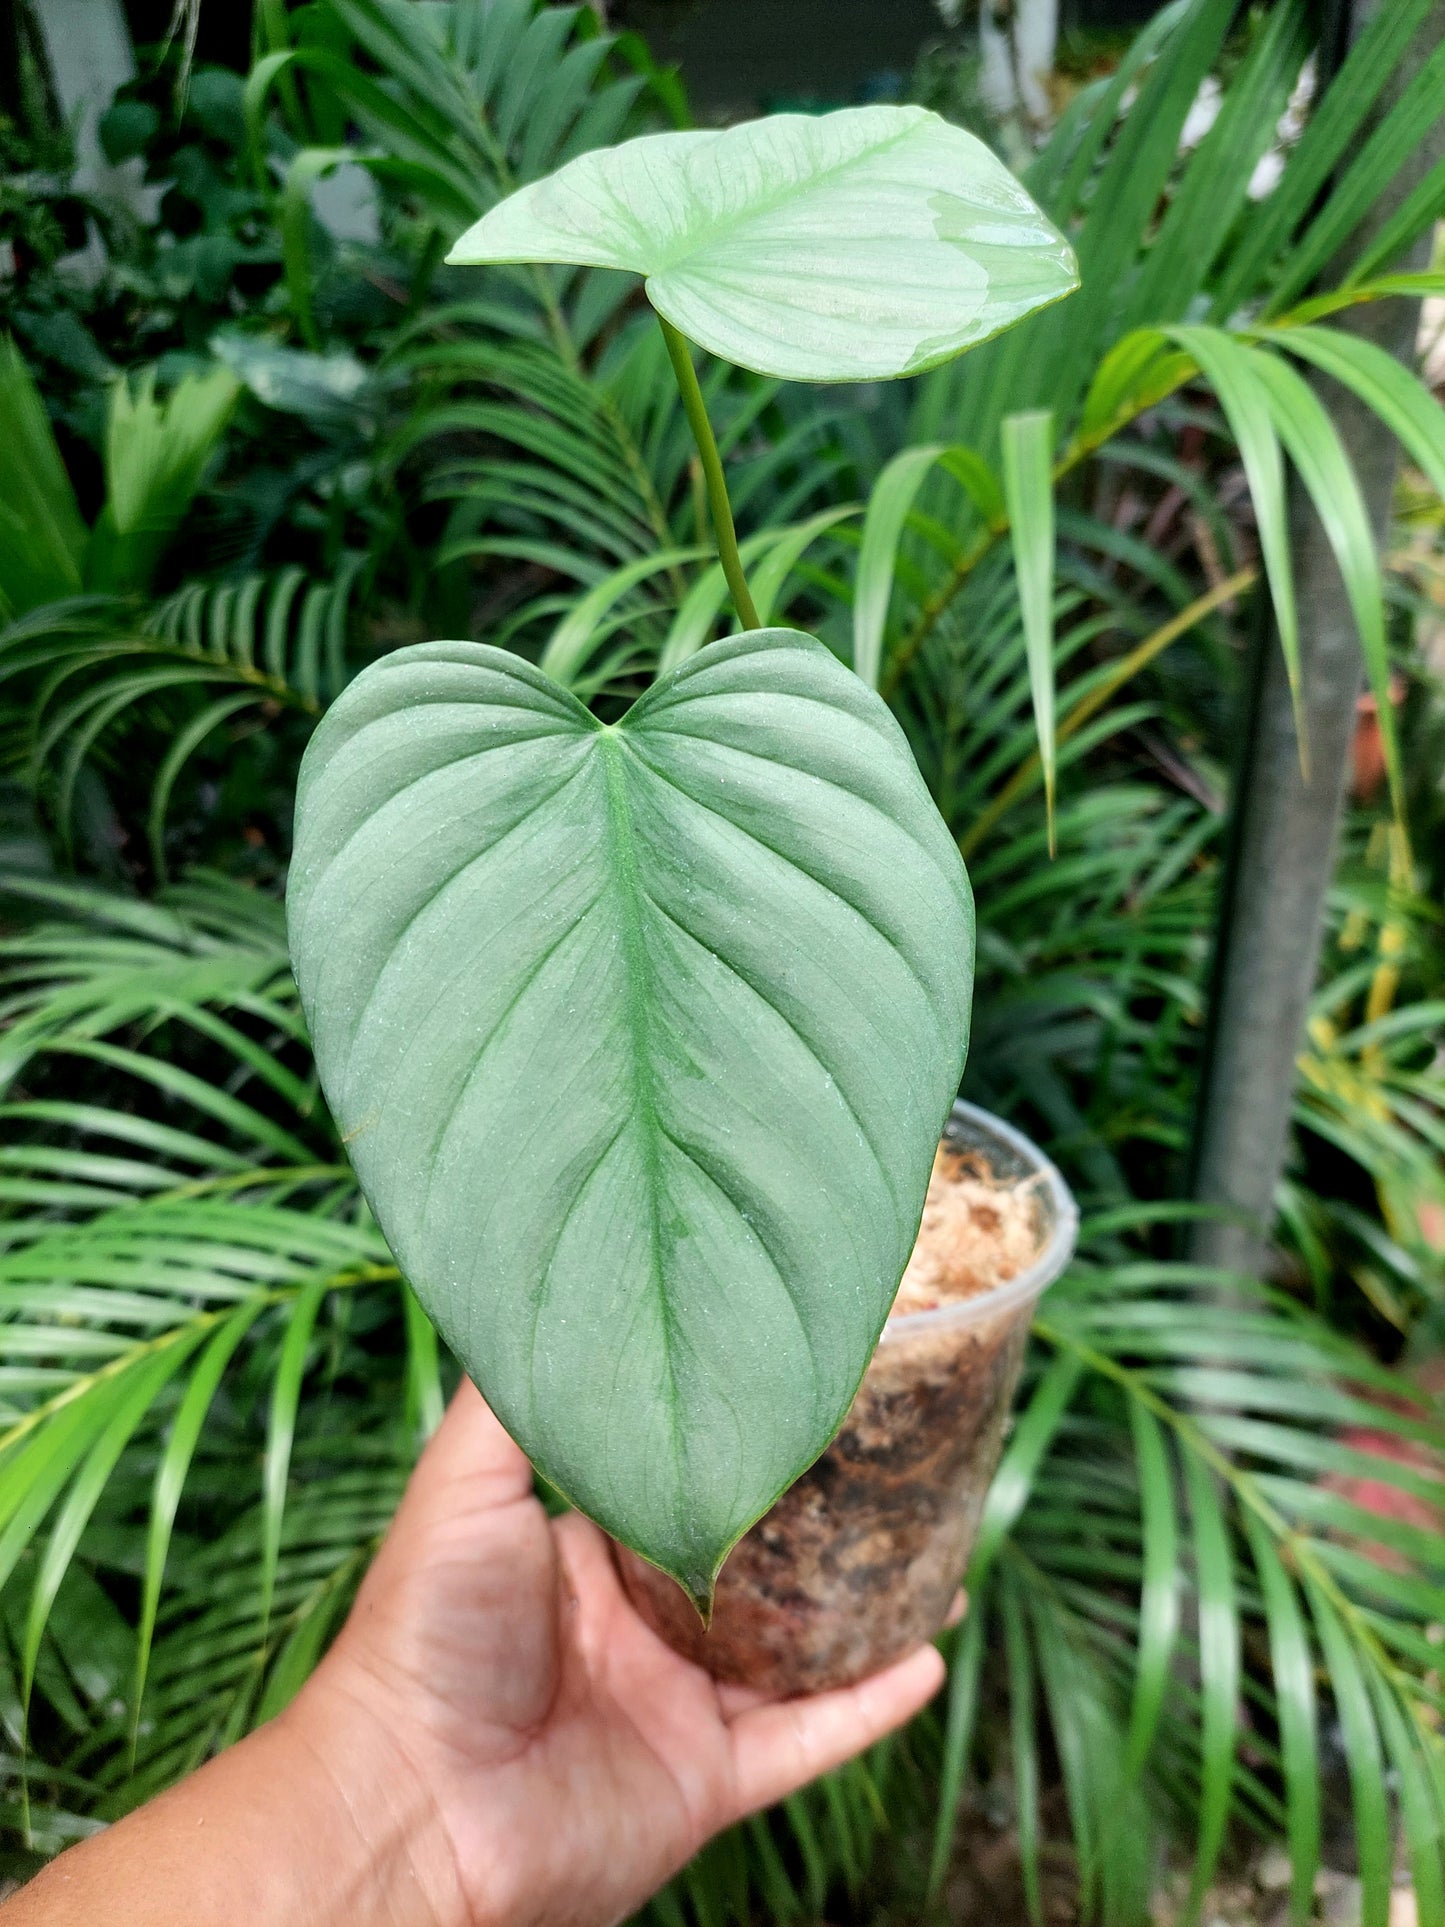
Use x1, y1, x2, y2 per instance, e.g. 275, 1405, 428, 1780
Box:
912, 1235, 1445, 1927
251, 0, 674, 363
0, 563, 361, 866
0, 340, 87, 622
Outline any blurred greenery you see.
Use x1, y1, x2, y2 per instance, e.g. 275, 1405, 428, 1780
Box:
1, 2, 1444, 1921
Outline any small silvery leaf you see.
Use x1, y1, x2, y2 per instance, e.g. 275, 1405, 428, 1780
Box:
447, 104, 1078, 383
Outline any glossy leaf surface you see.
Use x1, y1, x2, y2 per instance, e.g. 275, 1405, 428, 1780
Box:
288, 631, 974, 1601
447, 105, 1078, 382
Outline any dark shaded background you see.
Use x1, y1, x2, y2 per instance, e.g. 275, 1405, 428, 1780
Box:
624, 0, 1163, 111
117, 0, 1167, 112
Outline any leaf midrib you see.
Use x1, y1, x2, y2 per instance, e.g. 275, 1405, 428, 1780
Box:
645, 115, 922, 279
595, 729, 685, 1492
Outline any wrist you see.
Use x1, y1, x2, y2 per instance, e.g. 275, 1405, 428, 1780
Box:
281, 1663, 471, 1927
1, 1684, 467, 1927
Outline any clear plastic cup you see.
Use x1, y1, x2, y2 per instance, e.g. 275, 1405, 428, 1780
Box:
616, 1100, 1079, 1695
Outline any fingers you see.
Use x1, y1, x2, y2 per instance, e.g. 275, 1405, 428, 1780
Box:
725, 1642, 946, 1820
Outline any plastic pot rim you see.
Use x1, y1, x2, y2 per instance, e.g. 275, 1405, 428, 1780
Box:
877, 1097, 1080, 1346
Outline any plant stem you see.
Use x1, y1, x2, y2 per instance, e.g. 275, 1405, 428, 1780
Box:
658, 315, 760, 631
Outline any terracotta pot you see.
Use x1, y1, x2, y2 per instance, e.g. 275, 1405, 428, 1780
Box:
615, 1100, 1079, 1695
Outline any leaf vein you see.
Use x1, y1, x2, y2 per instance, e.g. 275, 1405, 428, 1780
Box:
641, 887, 902, 1236
414, 901, 608, 1238
621, 735, 941, 1010
328, 752, 595, 1095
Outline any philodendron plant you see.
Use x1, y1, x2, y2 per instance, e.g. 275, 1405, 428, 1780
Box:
288, 106, 1077, 1613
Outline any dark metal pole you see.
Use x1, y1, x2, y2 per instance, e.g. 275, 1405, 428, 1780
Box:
1189, 0, 1445, 1278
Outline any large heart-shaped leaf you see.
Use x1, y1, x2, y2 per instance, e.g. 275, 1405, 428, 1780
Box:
446, 105, 1078, 383
288, 631, 973, 1604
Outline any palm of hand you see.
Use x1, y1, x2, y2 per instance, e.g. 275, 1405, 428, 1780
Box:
305, 1386, 944, 1927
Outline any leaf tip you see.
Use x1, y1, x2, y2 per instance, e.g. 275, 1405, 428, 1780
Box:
681, 1572, 717, 1627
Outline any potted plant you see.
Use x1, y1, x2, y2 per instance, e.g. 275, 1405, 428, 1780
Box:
287, 104, 1080, 1688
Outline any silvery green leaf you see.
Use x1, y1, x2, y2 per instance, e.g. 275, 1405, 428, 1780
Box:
447, 105, 1078, 382
288, 631, 974, 1604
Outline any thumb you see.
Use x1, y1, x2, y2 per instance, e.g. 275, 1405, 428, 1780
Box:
396, 1379, 536, 1526
724, 1642, 946, 1819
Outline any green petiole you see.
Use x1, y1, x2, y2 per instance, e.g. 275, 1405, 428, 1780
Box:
657, 313, 761, 631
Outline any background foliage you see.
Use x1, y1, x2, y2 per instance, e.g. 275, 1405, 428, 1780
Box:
1, 2, 1444, 1921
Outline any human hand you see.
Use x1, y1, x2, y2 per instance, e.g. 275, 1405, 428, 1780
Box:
292, 1381, 947, 1927
3, 1382, 945, 1927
